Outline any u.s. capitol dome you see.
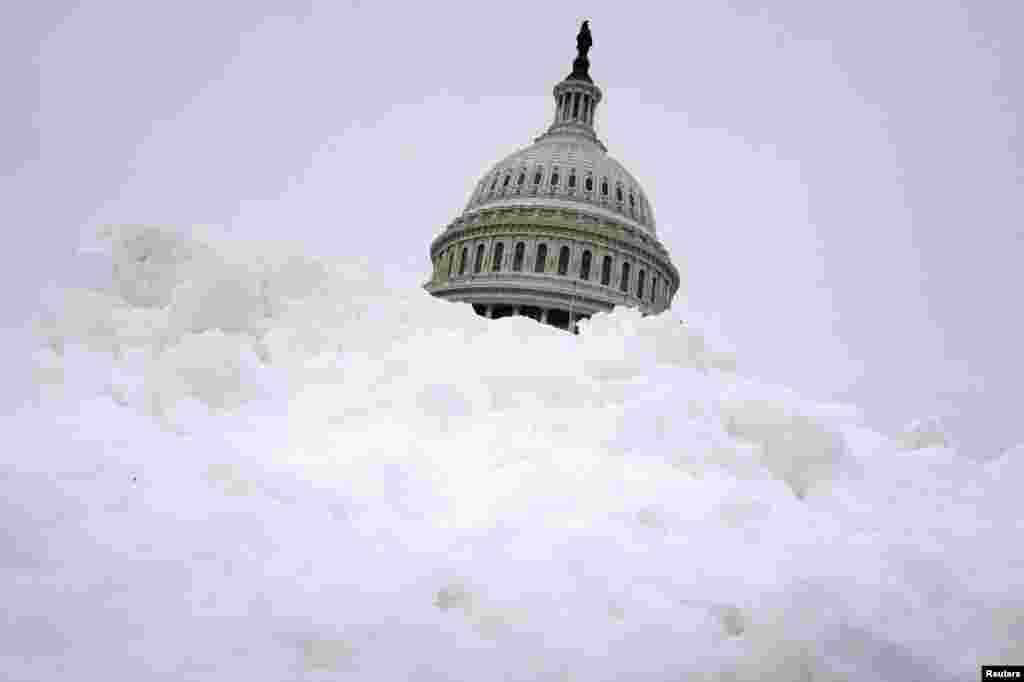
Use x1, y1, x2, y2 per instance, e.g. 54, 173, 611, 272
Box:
425, 21, 679, 332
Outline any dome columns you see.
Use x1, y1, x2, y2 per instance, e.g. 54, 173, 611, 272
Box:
542, 80, 604, 148
555, 86, 597, 126
556, 89, 595, 126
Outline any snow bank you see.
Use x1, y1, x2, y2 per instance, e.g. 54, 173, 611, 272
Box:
7, 225, 1020, 681
897, 416, 954, 451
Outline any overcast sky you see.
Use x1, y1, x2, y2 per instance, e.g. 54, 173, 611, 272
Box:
3, 0, 1020, 456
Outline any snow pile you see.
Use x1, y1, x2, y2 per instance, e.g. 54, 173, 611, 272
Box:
7, 225, 1021, 681
896, 416, 954, 451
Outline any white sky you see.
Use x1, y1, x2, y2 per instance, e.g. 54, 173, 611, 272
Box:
3, 0, 1021, 456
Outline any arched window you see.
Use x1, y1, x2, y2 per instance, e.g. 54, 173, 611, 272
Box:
616, 186, 623, 202
474, 244, 485, 273
517, 172, 525, 186
601, 255, 612, 285
492, 242, 504, 271
601, 179, 609, 196
580, 250, 592, 280
534, 244, 547, 273
558, 245, 570, 275
585, 176, 593, 192
568, 171, 576, 188
551, 170, 559, 186
533, 170, 542, 185
458, 247, 468, 276
513, 242, 525, 271
637, 269, 646, 299
619, 262, 631, 292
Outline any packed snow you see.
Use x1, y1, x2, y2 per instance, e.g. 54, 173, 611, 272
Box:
6, 224, 1021, 681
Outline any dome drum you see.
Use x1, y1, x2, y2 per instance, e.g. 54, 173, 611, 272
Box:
425, 217, 679, 322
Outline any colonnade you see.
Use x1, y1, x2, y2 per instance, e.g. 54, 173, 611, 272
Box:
556, 89, 598, 127
435, 236, 667, 307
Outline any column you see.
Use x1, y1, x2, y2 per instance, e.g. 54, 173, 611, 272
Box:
485, 304, 494, 319
513, 305, 521, 316
540, 308, 548, 324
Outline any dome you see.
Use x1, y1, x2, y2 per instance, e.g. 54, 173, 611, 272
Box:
464, 134, 657, 234
424, 21, 679, 334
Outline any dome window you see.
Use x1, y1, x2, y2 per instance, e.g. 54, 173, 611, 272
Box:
616, 186, 623, 202
601, 255, 612, 285
637, 269, 646, 299
447, 250, 454, 279
474, 244, 485, 273
601, 179, 609, 196
558, 246, 570, 275
492, 242, 504, 272
629, 192, 635, 207
513, 242, 525, 272
619, 262, 630, 292
568, 172, 576, 188
580, 250, 592, 281
458, 247, 468, 276
534, 170, 542, 185
517, 172, 525, 186
534, 244, 548, 273
652, 274, 659, 302
551, 171, 559, 186
491, 176, 498, 191
503, 174, 511, 187
585, 176, 593, 192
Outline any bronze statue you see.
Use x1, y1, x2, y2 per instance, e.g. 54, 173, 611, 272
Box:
576, 20, 592, 59
568, 20, 593, 82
